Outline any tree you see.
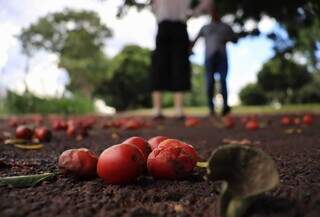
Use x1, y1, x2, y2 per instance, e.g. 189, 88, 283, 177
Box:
257, 54, 312, 103
94, 45, 152, 110
239, 83, 268, 105
19, 9, 112, 97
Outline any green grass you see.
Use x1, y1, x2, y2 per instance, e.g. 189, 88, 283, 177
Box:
125, 104, 320, 117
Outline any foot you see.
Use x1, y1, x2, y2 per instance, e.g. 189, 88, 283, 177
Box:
174, 115, 186, 121
222, 106, 231, 117
152, 114, 166, 121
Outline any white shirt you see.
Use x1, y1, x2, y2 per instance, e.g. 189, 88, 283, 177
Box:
152, 0, 215, 23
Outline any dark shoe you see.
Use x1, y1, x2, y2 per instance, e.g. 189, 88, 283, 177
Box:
174, 115, 186, 121
222, 106, 231, 117
152, 114, 165, 121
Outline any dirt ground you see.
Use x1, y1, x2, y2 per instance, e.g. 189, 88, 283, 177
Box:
0, 115, 319, 217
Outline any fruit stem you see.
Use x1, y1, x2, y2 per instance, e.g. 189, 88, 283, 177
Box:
196, 161, 209, 168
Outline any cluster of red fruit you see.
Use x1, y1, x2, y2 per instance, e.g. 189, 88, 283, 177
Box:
58, 136, 199, 184
103, 118, 152, 130
281, 114, 313, 126
15, 125, 52, 142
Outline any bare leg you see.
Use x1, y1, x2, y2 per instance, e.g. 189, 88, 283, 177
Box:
174, 92, 185, 118
152, 91, 162, 116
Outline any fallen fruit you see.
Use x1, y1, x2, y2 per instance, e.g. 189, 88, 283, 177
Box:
281, 116, 291, 126
223, 116, 236, 129
15, 125, 33, 140
147, 144, 197, 180
302, 114, 313, 126
245, 120, 259, 131
184, 117, 200, 127
58, 148, 98, 178
34, 127, 52, 142
123, 137, 151, 161
157, 139, 199, 162
293, 117, 301, 125
148, 136, 169, 150
97, 144, 145, 184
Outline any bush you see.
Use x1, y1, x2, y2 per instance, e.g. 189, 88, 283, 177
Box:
4, 91, 94, 115
296, 81, 320, 103
239, 83, 269, 105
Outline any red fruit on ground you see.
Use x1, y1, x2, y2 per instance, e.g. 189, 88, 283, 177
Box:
34, 127, 52, 142
245, 120, 259, 130
148, 136, 169, 150
97, 144, 145, 184
66, 124, 77, 138
223, 116, 236, 129
122, 119, 143, 130
147, 142, 198, 180
293, 118, 301, 125
15, 125, 33, 140
303, 114, 313, 126
123, 137, 152, 161
184, 117, 200, 127
52, 120, 67, 131
157, 139, 199, 162
58, 148, 98, 178
281, 116, 292, 126
8, 117, 19, 128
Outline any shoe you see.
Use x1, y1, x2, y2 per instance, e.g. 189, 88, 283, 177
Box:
222, 106, 231, 117
174, 115, 186, 121
152, 114, 166, 121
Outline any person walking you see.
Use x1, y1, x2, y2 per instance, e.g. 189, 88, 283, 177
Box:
191, 7, 237, 117
150, 0, 208, 120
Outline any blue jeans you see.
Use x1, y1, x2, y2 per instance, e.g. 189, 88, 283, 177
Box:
204, 52, 229, 112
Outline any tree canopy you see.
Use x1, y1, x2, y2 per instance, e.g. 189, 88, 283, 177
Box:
19, 9, 112, 97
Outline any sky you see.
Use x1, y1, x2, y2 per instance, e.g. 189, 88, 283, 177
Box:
0, 0, 276, 105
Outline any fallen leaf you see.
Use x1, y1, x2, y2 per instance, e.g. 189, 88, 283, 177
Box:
4, 139, 28, 145
0, 173, 55, 188
173, 204, 184, 213
14, 144, 44, 150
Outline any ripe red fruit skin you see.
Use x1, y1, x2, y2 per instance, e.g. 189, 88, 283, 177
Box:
148, 136, 169, 150
147, 144, 197, 180
123, 137, 152, 161
157, 139, 199, 162
245, 120, 259, 131
281, 116, 291, 126
223, 116, 236, 129
15, 125, 33, 140
34, 127, 52, 142
58, 148, 98, 178
185, 117, 200, 127
303, 114, 313, 126
97, 144, 145, 184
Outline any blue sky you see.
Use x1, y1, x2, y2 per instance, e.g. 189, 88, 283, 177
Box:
0, 0, 276, 105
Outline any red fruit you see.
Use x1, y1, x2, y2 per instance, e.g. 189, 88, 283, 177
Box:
245, 120, 259, 130
97, 144, 145, 184
66, 124, 77, 138
157, 139, 199, 162
8, 117, 19, 128
281, 116, 291, 126
147, 142, 197, 180
122, 119, 143, 130
58, 148, 98, 178
293, 118, 301, 125
148, 136, 169, 150
184, 117, 200, 127
303, 114, 313, 126
123, 137, 152, 161
52, 120, 67, 131
15, 125, 33, 140
223, 116, 236, 129
34, 127, 52, 142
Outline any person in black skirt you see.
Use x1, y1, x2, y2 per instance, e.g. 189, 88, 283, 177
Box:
150, 0, 209, 120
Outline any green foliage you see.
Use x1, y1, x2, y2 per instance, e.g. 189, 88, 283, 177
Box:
295, 80, 320, 103
94, 45, 151, 111
5, 91, 94, 115
239, 84, 268, 105
257, 55, 312, 103
19, 9, 112, 97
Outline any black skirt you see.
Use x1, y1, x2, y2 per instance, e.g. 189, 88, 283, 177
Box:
150, 21, 191, 92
